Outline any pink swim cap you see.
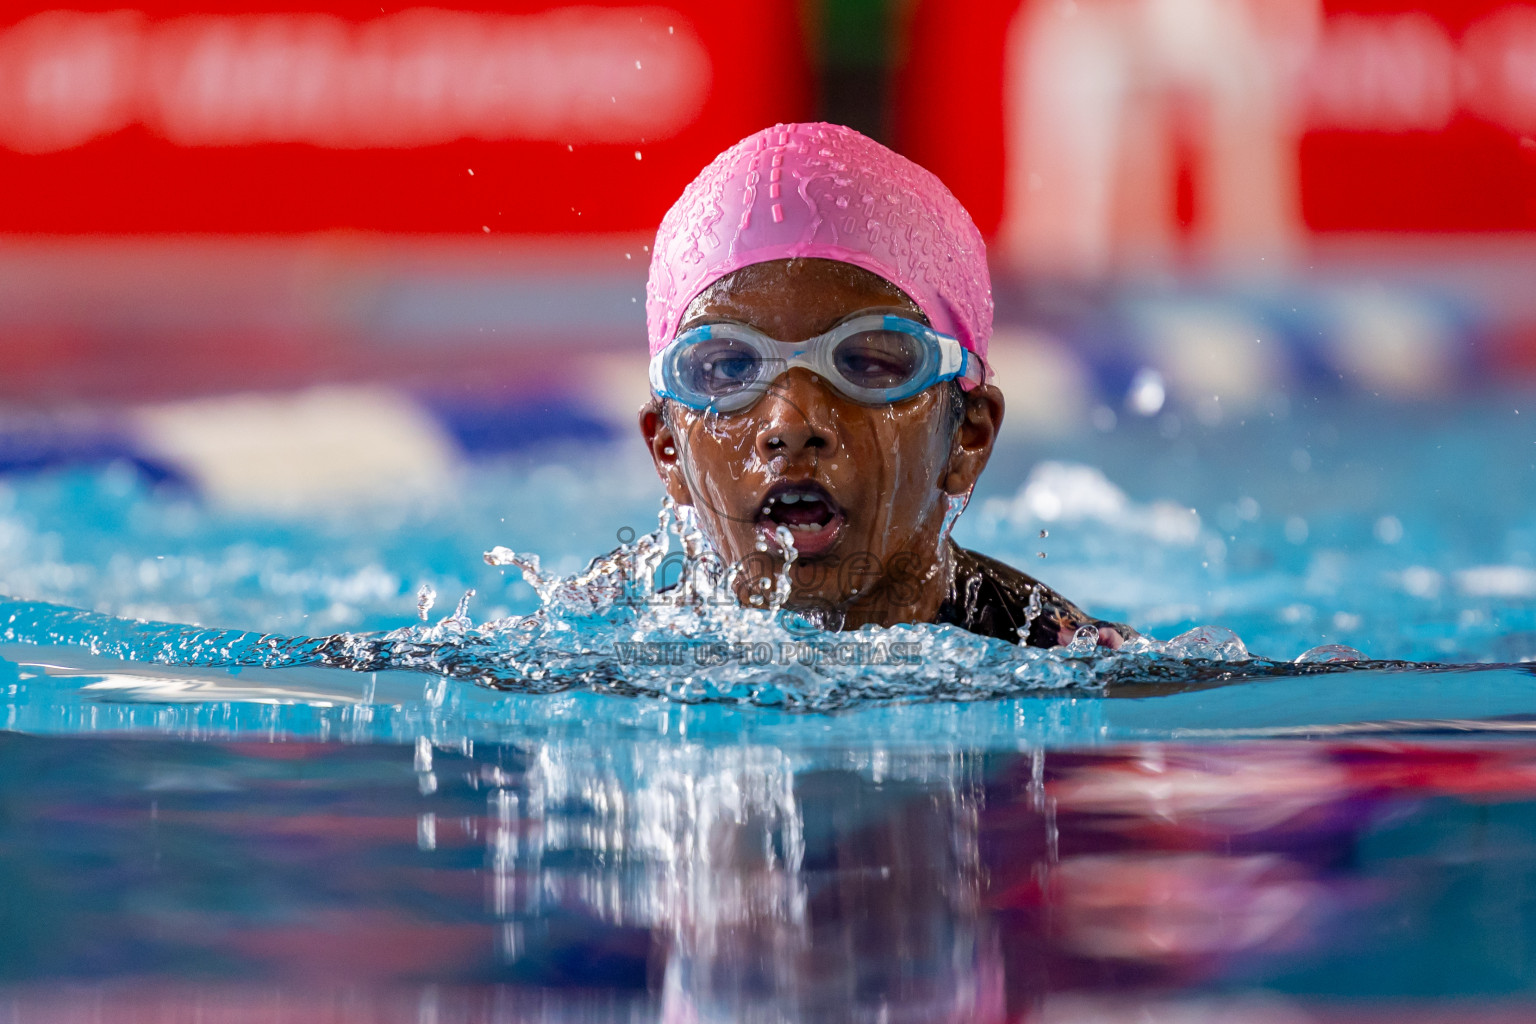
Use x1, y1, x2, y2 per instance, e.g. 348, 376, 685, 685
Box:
645, 122, 993, 380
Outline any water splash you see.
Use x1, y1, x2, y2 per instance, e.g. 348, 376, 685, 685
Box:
1152, 625, 1251, 662
1064, 624, 1102, 656
0, 489, 1471, 713
416, 583, 436, 621
1016, 587, 1045, 644
1296, 643, 1365, 664
940, 489, 971, 543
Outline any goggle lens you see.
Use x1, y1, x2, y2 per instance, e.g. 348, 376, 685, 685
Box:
831, 329, 926, 390
678, 337, 767, 400
652, 315, 974, 413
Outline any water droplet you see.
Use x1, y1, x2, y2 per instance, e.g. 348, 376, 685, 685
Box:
1065, 624, 1100, 655
939, 490, 970, 544
1295, 643, 1365, 664
449, 589, 475, 626
1021, 587, 1044, 637
1164, 625, 1250, 662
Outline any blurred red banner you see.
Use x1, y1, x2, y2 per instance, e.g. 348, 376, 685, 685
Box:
897, 0, 1536, 268
0, 2, 811, 233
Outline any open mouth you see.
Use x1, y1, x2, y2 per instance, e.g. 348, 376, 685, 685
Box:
756, 480, 846, 557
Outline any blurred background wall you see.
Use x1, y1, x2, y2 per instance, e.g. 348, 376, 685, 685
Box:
1, 0, 1532, 504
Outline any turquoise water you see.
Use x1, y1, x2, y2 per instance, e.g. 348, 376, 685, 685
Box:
0, 390, 1535, 1018
5, 391, 1535, 660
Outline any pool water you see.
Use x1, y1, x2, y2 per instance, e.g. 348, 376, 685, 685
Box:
1, 388, 1535, 1020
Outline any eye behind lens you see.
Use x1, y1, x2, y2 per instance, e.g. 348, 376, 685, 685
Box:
832, 330, 926, 389
680, 338, 764, 397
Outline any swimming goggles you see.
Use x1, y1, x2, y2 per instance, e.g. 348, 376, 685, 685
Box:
649, 314, 983, 414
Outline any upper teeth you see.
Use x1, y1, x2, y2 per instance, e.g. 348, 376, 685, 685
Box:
776, 491, 816, 505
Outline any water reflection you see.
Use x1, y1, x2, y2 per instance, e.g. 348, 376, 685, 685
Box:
6, 732, 1536, 1018
472, 739, 1485, 1018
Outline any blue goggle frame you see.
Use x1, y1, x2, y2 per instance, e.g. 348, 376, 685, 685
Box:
649, 314, 982, 414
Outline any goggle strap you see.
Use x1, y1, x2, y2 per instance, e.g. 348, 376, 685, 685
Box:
648, 353, 667, 396
937, 337, 974, 382
960, 349, 985, 387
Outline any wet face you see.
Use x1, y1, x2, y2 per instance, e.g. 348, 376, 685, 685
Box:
639, 258, 1005, 629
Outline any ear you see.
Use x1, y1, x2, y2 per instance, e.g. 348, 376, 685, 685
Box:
638, 399, 695, 506
941, 384, 1005, 496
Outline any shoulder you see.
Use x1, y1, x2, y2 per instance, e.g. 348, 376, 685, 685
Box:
951, 546, 1047, 592
938, 545, 1135, 649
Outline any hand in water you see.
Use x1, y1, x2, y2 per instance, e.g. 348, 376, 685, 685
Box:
1058, 623, 1129, 650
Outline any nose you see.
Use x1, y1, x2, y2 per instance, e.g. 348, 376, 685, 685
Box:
753, 368, 840, 464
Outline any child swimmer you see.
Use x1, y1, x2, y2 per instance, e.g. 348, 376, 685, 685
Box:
639, 123, 1131, 649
